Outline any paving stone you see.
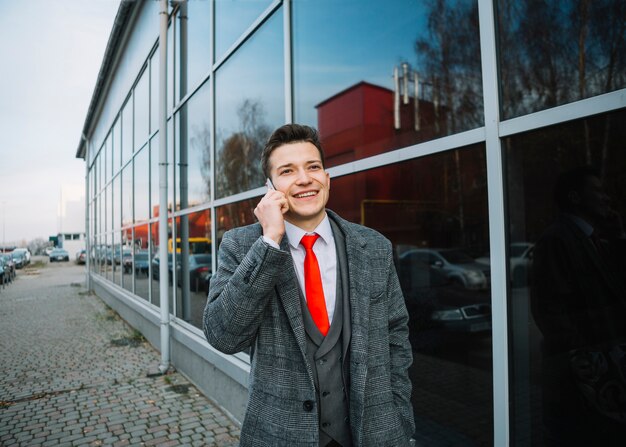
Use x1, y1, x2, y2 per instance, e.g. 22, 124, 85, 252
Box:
0, 261, 240, 446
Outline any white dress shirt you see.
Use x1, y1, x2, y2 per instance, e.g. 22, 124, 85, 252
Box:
263, 215, 338, 324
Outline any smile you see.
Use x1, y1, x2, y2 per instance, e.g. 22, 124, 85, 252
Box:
294, 191, 317, 198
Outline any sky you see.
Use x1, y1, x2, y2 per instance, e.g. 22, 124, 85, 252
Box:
0, 0, 120, 246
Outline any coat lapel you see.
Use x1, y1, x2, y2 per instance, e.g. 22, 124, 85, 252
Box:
275, 236, 309, 361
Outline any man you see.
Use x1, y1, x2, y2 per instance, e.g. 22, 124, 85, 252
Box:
531, 166, 626, 446
203, 124, 414, 446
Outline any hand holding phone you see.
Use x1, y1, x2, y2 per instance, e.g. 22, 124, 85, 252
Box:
255, 178, 288, 243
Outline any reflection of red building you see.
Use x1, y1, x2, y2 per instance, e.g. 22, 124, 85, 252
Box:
317, 81, 488, 253
127, 205, 211, 250
316, 81, 440, 166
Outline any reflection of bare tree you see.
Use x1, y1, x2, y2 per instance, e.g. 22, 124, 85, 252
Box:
192, 123, 211, 202
499, 0, 626, 176
414, 0, 483, 135
216, 99, 272, 197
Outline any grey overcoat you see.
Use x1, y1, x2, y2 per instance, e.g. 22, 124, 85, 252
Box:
203, 210, 415, 446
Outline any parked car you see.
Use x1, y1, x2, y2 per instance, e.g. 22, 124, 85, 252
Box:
151, 253, 174, 282
176, 254, 212, 292
133, 250, 151, 277
398, 248, 490, 290
396, 256, 491, 351
13, 248, 31, 265
49, 248, 70, 262
11, 250, 27, 269
475, 242, 534, 287
76, 249, 87, 265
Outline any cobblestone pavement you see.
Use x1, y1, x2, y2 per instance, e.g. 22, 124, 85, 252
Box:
0, 257, 241, 446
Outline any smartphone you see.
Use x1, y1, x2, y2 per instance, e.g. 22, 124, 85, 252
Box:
266, 178, 275, 190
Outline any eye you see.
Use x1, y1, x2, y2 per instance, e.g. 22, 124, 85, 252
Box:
279, 168, 292, 175
308, 164, 321, 171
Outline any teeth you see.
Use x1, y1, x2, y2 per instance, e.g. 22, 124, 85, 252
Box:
295, 191, 316, 198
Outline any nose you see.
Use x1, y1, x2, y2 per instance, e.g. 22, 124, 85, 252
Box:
295, 168, 312, 185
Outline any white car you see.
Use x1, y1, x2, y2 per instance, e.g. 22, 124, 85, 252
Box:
475, 242, 534, 287
399, 248, 490, 290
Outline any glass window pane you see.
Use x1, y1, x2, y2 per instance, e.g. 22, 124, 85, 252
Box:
215, 10, 283, 198
216, 199, 257, 247
151, 219, 175, 308
114, 117, 122, 171
150, 51, 159, 134
177, 81, 212, 209
174, 209, 212, 329
113, 174, 121, 231
104, 135, 111, 182
215, 0, 272, 61
135, 146, 150, 223
505, 108, 626, 446
122, 98, 133, 167
328, 146, 492, 445
134, 69, 149, 151
122, 163, 133, 227
133, 223, 151, 302
150, 135, 159, 219
293, 0, 483, 167
122, 228, 133, 293
497, 0, 626, 119
178, 0, 211, 98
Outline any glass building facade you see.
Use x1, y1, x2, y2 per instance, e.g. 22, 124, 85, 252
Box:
77, 1, 626, 445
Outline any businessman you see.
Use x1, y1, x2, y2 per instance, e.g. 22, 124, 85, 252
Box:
203, 124, 414, 446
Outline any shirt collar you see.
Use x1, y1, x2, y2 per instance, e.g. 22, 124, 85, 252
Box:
285, 215, 333, 250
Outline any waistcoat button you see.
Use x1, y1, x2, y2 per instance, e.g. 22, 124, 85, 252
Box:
303, 400, 314, 411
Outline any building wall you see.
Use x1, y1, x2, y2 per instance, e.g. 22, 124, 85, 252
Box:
81, 0, 626, 444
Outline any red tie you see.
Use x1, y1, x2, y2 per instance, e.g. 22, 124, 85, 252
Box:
300, 234, 330, 336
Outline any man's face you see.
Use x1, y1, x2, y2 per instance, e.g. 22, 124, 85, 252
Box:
578, 175, 610, 221
268, 141, 330, 231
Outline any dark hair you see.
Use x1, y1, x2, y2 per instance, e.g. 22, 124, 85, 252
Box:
554, 166, 601, 211
261, 124, 325, 178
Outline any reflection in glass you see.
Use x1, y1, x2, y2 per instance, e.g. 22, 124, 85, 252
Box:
497, 0, 626, 119
174, 209, 212, 328
215, 0, 272, 61
505, 109, 626, 446
104, 135, 111, 183
216, 199, 256, 248
293, 0, 483, 167
150, 135, 159, 219
122, 163, 133, 228
215, 10, 283, 198
134, 146, 149, 223
177, 81, 211, 209
134, 69, 149, 151
328, 146, 492, 445
150, 51, 159, 134
114, 117, 122, 171
178, 0, 211, 99
113, 174, 121, 231
133, 229, 151, 302
122, 98, 133, 167
150, 219, 174, 308
122, 228, 133, 293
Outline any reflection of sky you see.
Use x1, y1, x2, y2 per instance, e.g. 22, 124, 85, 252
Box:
293, 0, 429, 126
215, 10, 284, 138
215, 0, 273, 62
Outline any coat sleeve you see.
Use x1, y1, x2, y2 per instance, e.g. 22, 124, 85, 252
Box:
203, 230, 292, 354
385, 248, 416, 441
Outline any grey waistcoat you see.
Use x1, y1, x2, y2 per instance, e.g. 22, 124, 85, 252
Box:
300, 219, 352, 447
